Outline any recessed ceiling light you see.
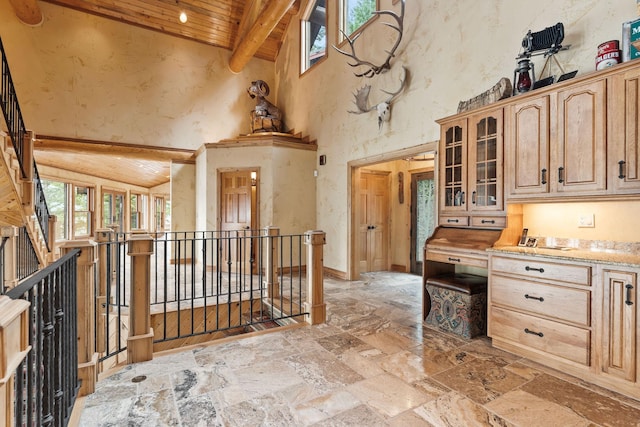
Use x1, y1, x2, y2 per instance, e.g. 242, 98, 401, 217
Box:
179, 11, 187, 23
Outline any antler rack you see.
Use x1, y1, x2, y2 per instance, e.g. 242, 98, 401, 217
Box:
333, 0, 405, 78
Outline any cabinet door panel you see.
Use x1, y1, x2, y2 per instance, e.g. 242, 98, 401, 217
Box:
608, 69, 640, 192
439, 120, 468, 213
468, 109, 504, 213
555, 80, 607, 194
601, 269, 637, 382
506, 97, 550, 197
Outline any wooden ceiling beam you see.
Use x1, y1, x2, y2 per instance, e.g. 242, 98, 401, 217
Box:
34, 136, 196, 162
228, 0, 296, 73
9, 0, 43, 26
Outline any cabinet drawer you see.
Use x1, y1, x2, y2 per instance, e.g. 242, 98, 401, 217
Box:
490, 256, 591, 286
470, 216, 506, 228
439, 216, 469, 227
491, 306, 590, 366
426, 248, 488, 268
491, 275, 590, 326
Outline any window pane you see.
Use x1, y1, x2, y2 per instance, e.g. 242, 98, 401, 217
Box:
301, 0, 327, 72
347, 0, 376, 36
75, 186, 89, 211
74, 212, 89, 236
42, 179, 68, 241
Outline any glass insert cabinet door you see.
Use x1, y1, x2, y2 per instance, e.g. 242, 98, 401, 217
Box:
468, 109, 503, 212
474, 117, 498, 207
441, 121, 467, 210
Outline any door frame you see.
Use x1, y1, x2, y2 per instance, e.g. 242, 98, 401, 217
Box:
347, 142, 438, 281
410, 170, 435, 275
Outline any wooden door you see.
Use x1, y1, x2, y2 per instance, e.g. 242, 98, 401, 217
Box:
358, 170, 390, 273
410, 171, 435, 275
468, 108, 504, 213
608, 68, 640, 193
220, 171, 253, 273
554, 80, 607, 195
601, 268, 637, 382
506, 96, 550, 198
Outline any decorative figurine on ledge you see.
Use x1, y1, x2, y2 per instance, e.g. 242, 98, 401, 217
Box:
247, 80, 283, 133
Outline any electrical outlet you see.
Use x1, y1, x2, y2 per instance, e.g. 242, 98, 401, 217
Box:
578, 214, 595, 228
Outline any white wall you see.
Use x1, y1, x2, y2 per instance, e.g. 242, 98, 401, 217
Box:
276, 0, 638, 273
0, 0, 275, 150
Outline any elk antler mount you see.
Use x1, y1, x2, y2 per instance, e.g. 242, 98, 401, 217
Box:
350, 66, 408, 130
333, 0, 405, 78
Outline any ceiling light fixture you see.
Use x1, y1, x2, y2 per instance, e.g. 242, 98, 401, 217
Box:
179, 11, 187, 23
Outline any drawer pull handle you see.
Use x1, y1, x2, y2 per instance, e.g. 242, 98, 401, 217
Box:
524, 328, 544, 338
619, 160, 626, 179
525, 266, 545, 273
447, 219, 459, 223
541, 168, 547, 185
626, 284, 634, 306
481, 219, 495, 224
558, 166, 565, 183
448, 257, 461, 263
524, 294, 544, 302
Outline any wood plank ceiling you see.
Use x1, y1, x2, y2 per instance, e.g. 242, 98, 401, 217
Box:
11, 0, 301, 188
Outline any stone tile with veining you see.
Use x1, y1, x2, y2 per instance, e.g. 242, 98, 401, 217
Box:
346, 373, 429, 418
414, 391, 512, 427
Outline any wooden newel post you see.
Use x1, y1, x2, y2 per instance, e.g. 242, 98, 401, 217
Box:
1, 226, 19, 291
264, 226, 280, 298
0, 296, 30, 427
127, 234, 154, 364
60, 240, 98, 396
304, 230, 326, 325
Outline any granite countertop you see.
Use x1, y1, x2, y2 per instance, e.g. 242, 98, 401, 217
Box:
488, 239, 640, 268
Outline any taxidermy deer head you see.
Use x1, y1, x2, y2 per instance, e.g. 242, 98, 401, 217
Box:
333, 0, 405, 78
349, 66, 407, 130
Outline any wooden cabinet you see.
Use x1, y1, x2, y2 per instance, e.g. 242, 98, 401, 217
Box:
438, 108, 504, 228
489, 251, 640, 399
608, 68, 640, 193
506, 79, 607, 200
599, 266, 638, 383
488, 253, 592, 368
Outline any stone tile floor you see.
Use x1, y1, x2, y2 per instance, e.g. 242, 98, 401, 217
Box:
77, 272, 640, 426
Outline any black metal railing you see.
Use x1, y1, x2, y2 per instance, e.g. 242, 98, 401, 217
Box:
96, 230, 309, 360
7, 249, 80, 427
0, 38, 27, 178
17, 226, 40, 281
33, 164, 51, 250
0, 37, 51, 252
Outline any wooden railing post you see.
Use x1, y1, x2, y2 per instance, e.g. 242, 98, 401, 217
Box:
60, 240, 98, 396
0, 296, 30, 427
19, 131, 34, 214
94, 229, 113, 354
304, 230, 326, 325
127, 234, 154, 364
263, 226, 280, 298
1, 226, 18, 291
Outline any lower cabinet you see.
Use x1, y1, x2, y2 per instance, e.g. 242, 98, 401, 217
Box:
488, 252, 640, 399
600, 266, 638, 383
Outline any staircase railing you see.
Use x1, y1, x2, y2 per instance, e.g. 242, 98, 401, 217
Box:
7, 248, 81, 427
0, 37, 51, 251
0, 38, 27, 178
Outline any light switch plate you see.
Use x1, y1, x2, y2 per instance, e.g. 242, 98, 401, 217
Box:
578, 214, 595, 228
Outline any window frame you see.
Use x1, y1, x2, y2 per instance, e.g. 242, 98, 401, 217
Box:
336, 0, 380, 46
130, 192, 149, 231
300, 0, 328, 75
71, 184, 94, 239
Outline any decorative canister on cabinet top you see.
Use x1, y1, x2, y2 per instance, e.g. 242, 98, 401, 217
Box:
596, 40, 621, 70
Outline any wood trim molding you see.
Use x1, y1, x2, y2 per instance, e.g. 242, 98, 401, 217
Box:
323, 266, 347, 280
